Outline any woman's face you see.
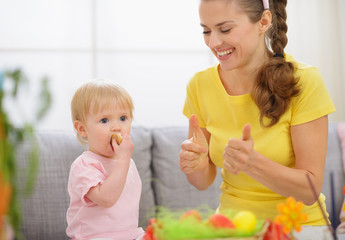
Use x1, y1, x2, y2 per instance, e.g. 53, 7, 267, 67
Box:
199, 0, 265, 71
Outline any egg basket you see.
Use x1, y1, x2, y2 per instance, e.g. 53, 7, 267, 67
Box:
178, 221, 269, 240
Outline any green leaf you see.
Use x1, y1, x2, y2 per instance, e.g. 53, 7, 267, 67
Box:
1, 67, 51, 239
4, 69, 28, 98
36, 76, 52, 121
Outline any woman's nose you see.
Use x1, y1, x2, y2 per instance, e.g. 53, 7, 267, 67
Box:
206, 32, 222, 49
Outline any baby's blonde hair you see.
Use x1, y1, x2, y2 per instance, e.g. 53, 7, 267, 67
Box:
71, 79, 134, 147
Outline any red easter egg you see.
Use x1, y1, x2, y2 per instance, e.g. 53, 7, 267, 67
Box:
207, 213, 235, 228
180, 210, 202, 222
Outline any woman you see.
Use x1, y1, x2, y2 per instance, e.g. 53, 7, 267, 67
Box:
179, 0, 335, 232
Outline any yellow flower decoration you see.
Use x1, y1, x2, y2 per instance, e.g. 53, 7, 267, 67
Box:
274, 196, 308, 234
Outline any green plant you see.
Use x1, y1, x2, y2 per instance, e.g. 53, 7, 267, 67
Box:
0, 68, 51, 239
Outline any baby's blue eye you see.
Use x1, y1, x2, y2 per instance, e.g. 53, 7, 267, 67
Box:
120, 116, 126, 121
100, 118, 109, 124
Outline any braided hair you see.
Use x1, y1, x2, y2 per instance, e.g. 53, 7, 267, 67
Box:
236, 0, 300, 127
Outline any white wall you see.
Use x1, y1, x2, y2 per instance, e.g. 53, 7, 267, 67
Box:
0, 0, 344, 131
0, 0, 212, 131
285, 0, 345, 123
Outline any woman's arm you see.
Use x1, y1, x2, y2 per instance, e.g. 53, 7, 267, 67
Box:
224, 115, 329, 205
179, 115, 217, 190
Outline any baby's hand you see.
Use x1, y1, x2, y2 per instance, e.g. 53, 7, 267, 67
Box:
111, 133, 134, 161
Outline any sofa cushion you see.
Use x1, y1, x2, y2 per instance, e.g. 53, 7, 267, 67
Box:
17, 130, 83, 240
337, 123, 345, 173
130, 126, 155, 227
336, 123, 345, 230
151, 126, 223, 212
16, 126, 154, 240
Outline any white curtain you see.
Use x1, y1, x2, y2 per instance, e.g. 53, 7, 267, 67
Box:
286, 0, 345, 122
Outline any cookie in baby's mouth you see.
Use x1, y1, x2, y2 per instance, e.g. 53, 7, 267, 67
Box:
111, 133, 122, 145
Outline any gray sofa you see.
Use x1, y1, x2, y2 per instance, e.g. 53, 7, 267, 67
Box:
16, 123, 345, 240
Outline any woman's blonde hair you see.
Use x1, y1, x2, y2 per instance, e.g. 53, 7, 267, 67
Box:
71, 79, 134, 146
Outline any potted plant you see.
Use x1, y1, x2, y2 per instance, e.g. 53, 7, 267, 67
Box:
0, 69, 51, 240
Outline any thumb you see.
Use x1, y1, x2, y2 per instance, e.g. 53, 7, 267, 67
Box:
242, 123, 252, 141
189, 114, 204, 142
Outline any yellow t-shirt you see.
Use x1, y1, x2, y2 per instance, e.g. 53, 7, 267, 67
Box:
183, 55, 336, 225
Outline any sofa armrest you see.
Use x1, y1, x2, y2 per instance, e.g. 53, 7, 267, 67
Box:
322, 123, 345, 228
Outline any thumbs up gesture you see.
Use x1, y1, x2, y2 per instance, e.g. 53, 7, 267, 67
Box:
223, 124, 255, 175
179, 115, 209, 174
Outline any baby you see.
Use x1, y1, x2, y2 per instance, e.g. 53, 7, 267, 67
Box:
66, 79, 144, 240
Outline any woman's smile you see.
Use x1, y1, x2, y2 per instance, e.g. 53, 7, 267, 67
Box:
215, 48, 234, 60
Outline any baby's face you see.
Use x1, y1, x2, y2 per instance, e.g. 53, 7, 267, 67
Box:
84, 104, 132, 158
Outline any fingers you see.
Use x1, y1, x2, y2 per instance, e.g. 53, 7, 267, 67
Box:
179, 138, 204, 164
121, 132, 130, 141
179, 150, 200, 174
223, 151, 246, 175
223, 145, 249, 174
224, 138, 251, 160
179, 138, 207, 174
182, 137, 207, 153
112, 133, 132, 149
179, 157, 201, 174
112, 133, 134, 161
223, 159, 240, 175
223, 123, 253, 174
180, 114, 209, 174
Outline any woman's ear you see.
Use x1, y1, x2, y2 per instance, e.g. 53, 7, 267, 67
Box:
259, 10, 272, 33
74, 120, 87, 138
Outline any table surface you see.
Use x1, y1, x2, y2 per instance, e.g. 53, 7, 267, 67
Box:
135, 227, 345, 240
293, 226, 345, 240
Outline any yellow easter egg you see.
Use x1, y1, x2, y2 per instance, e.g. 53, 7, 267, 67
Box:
233, 210, 257, 233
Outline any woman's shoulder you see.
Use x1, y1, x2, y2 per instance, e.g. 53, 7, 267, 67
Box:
288, 54, 335, 124
192, 64, 218, 79
286, 54, 320, 74
188, 64, 218, 87
286, 54, 324, 86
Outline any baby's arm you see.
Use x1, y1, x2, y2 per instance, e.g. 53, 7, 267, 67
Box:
86, 133, 133, 208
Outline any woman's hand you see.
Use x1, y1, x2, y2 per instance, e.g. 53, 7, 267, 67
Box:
179, 115, 209, 174
223, 124, 255, 174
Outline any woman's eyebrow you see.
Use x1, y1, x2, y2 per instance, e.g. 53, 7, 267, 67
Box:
200, 20, 235, 28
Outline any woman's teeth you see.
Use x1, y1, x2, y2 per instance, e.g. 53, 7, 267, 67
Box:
217, 49, 233, 57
